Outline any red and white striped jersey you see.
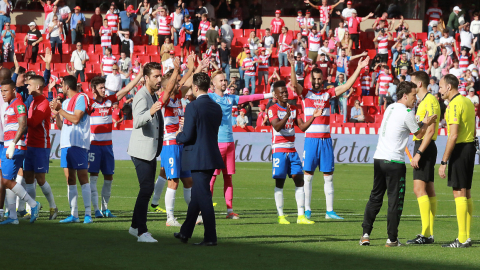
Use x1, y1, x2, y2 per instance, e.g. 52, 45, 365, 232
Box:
318, 5, 331, 24
412, 45, 424, 57
270, 18, 284, 34
458, 79, 467, 96
308, 32, 321, 52
100, 26, 112, 47
300, 17, 315, 36
296, 15, 303, 24
199, 20, 210, 40
4, 98, 27, 150
157, 15, 171, 35
377, 35, 388, 54
90, 95, 117, 146
361, 73, 372, 91
106, 13, 118, 33
242, 57, 258, 76
102, 55, 117, 74
258, 53, 270, 72
459, 55, 470, 71
377, 73, 393, 95
426, 7, 442, 23
301, 87, 336, 138
268, 104, 297, 153
159, 91, 183, 145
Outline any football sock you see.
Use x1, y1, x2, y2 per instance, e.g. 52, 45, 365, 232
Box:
101, 180, 113, 211
227, 208, 233, 214
224, 174, 233, 209
467, 198, 473, 239
183, 187, 191, 205
15, 175, 26, 212
429, 196, 437, 236
151, 176, 166, 205
324, 175, 334, 212
81, 183, 92, 217
165, 188, 176, 219
68, 185, 79, 218
7, 189, 17, 220
11, 183, 37, 208
90, 176, 99, 212
274, 187, 284, 216
304, 175, 313, 211
210, 175, 217, 194
295, 186, 305, 216
26, 183, 36, 201
455, 197, 468, 243
40, 181, 56, 208
417, 195, 431, 237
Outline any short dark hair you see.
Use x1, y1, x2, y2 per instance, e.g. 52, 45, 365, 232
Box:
63, 75, 78, 91
442, 74, 459, 90
29, 75, 45, 88
273, 80, 286, 90
411, 71, 429, 88
396, 81, 416, 101
265, 28, 270, 31
192, 72, 210, 92
311, 67, 323, 77
10, 66, 26, 75
104, 18, 107, 21
144, 62, 162, 77
90, 76, 106, 91
161, 69, 175, 87
443, 29, 449, 34
1, 79, 15, 89
210, 20, 216, 27
105, 47, 112, 53
185, 14, 191, 19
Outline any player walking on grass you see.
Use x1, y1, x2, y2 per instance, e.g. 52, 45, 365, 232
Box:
406, 71, 440, 245
289, 52, 369, 220
360, 81, 437, 247
89, 68, 144, 219
438, 74, 476, 248
51, 75, 93, 224
208, 70, 273, 219
268, 81, 318, 225
0, 80, 40, 225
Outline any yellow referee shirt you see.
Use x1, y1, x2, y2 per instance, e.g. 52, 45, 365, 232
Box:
445, 94, 476, 144
414, 93, 441, 141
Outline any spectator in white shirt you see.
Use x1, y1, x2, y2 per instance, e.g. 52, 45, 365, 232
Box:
70, 42, 89, 82
439, 29, 455, 56
459, 22, 474, 51
472, 13, 480, 51
449, 60, 462, 78
105, 64, 123, 96
44, 5, 60, 34
427, 78, 439, 95
263, 28, 275, 51
118, 52, 132, 87
236, 109, 248, 128
429, 60, 442, 80
467, 88, 479, 106
171, 6, 184, 46
341, 1, 356, 20
162, 51, 175, 74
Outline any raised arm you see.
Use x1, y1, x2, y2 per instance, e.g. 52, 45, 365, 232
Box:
350, 51, 367, 61
362, 12, 374, 22
304, 0, 319, 9
116, 65, 144, 101
335, 56, 370, 96
330, 0, 344, 11
287, 51, 302, 96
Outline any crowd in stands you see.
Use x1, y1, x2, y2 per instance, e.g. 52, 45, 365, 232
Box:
1, 0, 480, 130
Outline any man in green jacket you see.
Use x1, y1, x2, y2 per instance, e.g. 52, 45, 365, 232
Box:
447, 6, 462, 37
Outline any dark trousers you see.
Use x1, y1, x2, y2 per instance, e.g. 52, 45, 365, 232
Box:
475, 34, 480, 52
272, 33, 280, 47
362, 159, 406, 241
180, 169, 217, 242
131, 156, 157, 236
351, 33, 359, 50
31, 45, 39, 63
75, 70, 85, 82
93, 29, 101, 45
377, 53, 388, 64
158, 35, 168, 47
50, 36, 63, 56
111, 33, 118, 45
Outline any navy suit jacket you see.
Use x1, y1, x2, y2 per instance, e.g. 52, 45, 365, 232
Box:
176, 94, 225, 171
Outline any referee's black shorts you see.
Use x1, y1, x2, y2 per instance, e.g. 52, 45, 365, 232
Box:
448, 142, 475, 189
413, 140, 437, 182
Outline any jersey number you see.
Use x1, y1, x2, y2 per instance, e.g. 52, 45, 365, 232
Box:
273, 158, 280, 168
88, 153, 95, 162
169, 158, 174, 167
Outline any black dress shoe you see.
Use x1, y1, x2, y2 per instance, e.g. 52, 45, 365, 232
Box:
174, 232, 188, 243
193, 241, 217, 246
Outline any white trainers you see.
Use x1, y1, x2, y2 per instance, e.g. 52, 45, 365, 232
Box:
385, 238, 402, 247
166, 218, 182, 227
196, 215, 203, 225
129, 227, 139, 238
138, 232, 158, 243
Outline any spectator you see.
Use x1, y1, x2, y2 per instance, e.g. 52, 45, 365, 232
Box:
70, 42, 89, 82
428, 77, 439, 95
257, 47, 269, 86
153, 7, 174, 47
219, 41, 231, 82
236, 44, 249, 86
216, 0, 229, 20
293, 32, 307, 59
337, 73, 352, 122
338, 10, 373, 51
325, 75, 338, 114
295, 52, 310, 87
24, 22, 43, 64
100, 19, 112, 55
0, 0, 11, 36
376, 66, 393, 111
220, 19, 233, 49
108, 2, 120, 14
263, 28, 275, 52
360, 66, 371, 96
228, 76, 240, 94
247, 30, 260, 55
394, 15, 409, 36
205, 44, 220, 71
472, 13, 480, 52
457, 47, 472, 73
198, 14, 210, 50
181, 91, 194, 111
237, 108, 248, 128
449, 59, 462, 78
242, 50, 261, 94
58, 1, 71, 35
160, 36, 174, 62
397, 66, 411, 81
105, 63, 122, 96
395, 52, 412, 74
437, 47, 453, 76
153, 0, 169, 13
426, 0, 442, 33
334, 21, 347, 44
300, 10, 314, 41
387, 77, 398, 102
228, 1, 243, 30
316, 53, 333, 77
373, 30, 392, 63
171, 6, 184, 46
205, 0, 215, 20
112, 102, 124, 128
106, 5, 119, 45
270, 10, 284, 45
349, 100, 364, 123
372, 13, 392, 35
341, 1, 356, 20
325, 49, 366, 80
428, 22, 442, 43
459, 22, 474, 52
306, 24, 325, 62
90, 7, 103, 45
118, 30, 134, 58
181, 15, 194, 61
162, 50, 175, 74
194, 0, 208, 27
339, 31, 353, 56
119, 5, 138, 37
101, 47, 117, 77
70, 6, 85, 44
467, 87, 479, 105
278, 26, 293, 68
43, 5, 59, 34
206, 20, 220, 48
47, 16, 64, 58
428, 60, 441, 80
398, 29, 415, 49
256, 104, 268, 127
39, 0, 59, 20
305, 0, 344, 33
319, 39, 330, 56
447, 6, 462, 37
118, 52, 132, 87
248, 0, 263, 29
2, 21, 15, 62
139, 0, 151, 37
426, 32, 437, 62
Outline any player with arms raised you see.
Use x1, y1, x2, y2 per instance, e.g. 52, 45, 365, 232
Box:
289, 52, 370, 220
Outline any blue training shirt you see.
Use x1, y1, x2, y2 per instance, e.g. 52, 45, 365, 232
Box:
208, 92, 240, 143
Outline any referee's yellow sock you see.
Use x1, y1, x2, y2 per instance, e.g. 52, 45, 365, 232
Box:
429, 196, 437, 236
455, 197, 468, 243
417, 195, 431, 237
467, 198, 474, 239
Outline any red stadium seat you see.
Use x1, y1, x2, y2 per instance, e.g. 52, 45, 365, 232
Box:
343, 123, 355, 134
244, 29, 254, 37
51, 54, 62, 63
133, 45, 145, 55
84, 64, 93, 73
232, 29, 244, 38
355, 123, 368, 134
368, 123, 381, 134
53, 63, 67, 72
330, 123, 343, 134
90, 54, 101, 64
255, 126, 271, 132
94, 44, 103, 53
92, 64, 102, 73
37, 43, 46, 54
136, 55, 151, 64
279, 67, 290, 77
85, 73, 99, 81
362, 96, 374, 106
235, 37, 248, 46
86, 44, 95, 55
111, 46, 120, 55
146, 45, 159, 55
62, 44, 74, 54
80, 82, 89, 90
14, 33, 26, 42
62, 54, 72, 63
28, 63, 42, 72
375, 114, 383, 123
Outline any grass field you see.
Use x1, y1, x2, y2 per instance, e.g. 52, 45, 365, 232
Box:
2, 161, 479, 270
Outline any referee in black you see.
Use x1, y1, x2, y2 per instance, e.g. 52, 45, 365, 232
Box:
438, 74, 476, 248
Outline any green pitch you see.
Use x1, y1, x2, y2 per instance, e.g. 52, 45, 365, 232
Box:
2, 161, 479, 269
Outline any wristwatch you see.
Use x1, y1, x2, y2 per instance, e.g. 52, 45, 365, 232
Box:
416, 150, 423, 156
441, 160, 447, 165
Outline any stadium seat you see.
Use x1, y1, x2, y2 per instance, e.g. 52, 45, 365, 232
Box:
37, 43, 46, 54
94, 44, 103, 53
145, 45, 159, 55
133, 45, 145, 55
375, 115, 383, 123
62, 44, 74, 54
136, 55, 151, 63
84, 64, 93, 73
235, 37, 248, 46
62, 54, 72, 63
90, 54, 101, 64
362, 96, 374, 106
243, 29, 254, 37
368, 123, 381, 134
343, 123, 355, 134
2, 62, 14, 69
330, 123, 343, 134
111, 46, 120, 55
279, 67, 290, 77
255, 126, 271, 132
85, 73, 98, 81
28, 63, 42, 72
80, 82, 89, 90
86, 44, 95, 55
49, 54, 62, 63
232, 29, 244, 37
92, 64, 102, 73
54, 63, 67, 72
355, 123, 368, 134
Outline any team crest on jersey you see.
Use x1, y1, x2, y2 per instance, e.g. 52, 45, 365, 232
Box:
171, 168, 174, 175
17, 105, 25, 114
268, 110, 273, 118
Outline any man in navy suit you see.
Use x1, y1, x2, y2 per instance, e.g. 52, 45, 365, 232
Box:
174, 72, 225, 246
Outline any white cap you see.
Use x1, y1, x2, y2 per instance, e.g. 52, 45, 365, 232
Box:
453, 6, 461, 12
429, 21, 438, 27
28, 22, 36, 26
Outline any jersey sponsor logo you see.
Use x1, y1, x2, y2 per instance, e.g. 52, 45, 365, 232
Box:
17, 105, 25, 114
268, 109, 274, 118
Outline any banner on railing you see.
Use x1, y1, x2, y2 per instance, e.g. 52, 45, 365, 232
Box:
49, 131, 480, 164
